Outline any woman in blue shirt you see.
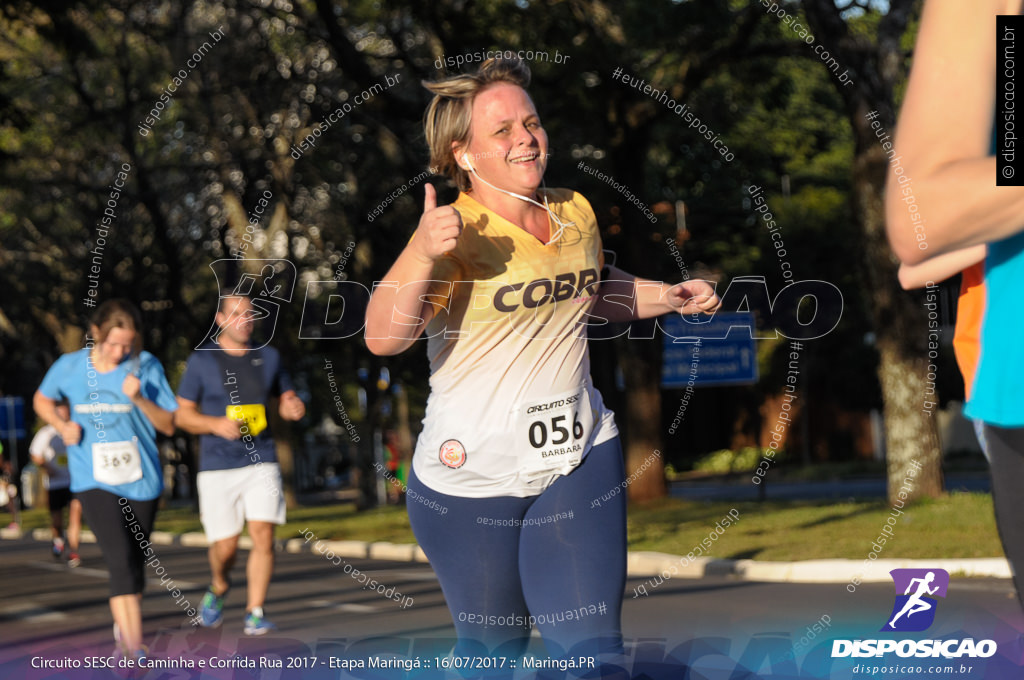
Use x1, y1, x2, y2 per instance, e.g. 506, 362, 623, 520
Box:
33, 299, 177, 661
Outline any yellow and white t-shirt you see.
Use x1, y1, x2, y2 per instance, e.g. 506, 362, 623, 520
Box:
412, 188, 618, 498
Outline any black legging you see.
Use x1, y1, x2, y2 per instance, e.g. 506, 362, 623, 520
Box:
77, 489, 158, 597
985, 425, 1024, 611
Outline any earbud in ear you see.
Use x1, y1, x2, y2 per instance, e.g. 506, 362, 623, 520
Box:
462, 153, 473, 172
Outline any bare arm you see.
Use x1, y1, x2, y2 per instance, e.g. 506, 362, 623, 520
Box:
32, 391, 81, 446
28, 433, 59, 476
30, 453, 59, 477
591, 266, 720, 322
174, 396, 243, 440
897, 244, 986, 289
364, 251, 440, 356
365, 184, 462, 355
122, 375, 175, 436
886, 0, 1024, 265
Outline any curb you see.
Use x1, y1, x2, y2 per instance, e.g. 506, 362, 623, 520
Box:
626, 551, 1013, 584
2, 527, 1011, 584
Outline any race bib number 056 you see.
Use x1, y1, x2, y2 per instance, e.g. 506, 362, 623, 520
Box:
92, 439, 143, 487
518, 387, 594, 476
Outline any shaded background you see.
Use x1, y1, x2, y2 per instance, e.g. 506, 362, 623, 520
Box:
0, 0, 964, 508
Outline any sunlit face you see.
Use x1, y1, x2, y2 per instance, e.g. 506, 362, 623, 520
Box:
95, 326, 136, 366
459, 82, 548, 196
216, 296, 254, 345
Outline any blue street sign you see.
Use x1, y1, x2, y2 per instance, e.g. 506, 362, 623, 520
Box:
661, 312, 758, 387
0, 396, 26, 438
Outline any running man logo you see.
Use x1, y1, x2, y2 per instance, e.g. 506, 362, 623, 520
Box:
196, 259, 297, 350
881, 568, 949, 632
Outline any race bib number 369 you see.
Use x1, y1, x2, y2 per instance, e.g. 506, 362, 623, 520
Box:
92, 439, 143, 487
518, 387, 593, 476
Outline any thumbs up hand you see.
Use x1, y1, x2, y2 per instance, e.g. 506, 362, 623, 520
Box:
409, 183, 463, 265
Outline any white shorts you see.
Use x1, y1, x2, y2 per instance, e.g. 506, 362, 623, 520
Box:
197, 463, 286, 542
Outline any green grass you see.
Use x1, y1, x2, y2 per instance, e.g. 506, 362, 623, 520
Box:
11, 491, 1002, 562
13, 501, 420, 545
625, 491, 1001, 561
138, 502, 419, 544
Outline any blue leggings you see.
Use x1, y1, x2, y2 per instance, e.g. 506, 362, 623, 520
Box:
407, 437, 627, 662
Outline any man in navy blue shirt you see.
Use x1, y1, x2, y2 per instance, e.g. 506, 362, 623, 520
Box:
176, 295, 305, 635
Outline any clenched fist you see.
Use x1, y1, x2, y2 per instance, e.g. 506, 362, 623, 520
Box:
279, 391, 306, 421
122, 374, 142, 401
666, 280, 722, 316
59, 420, 83, 446
211, 416, 244, 440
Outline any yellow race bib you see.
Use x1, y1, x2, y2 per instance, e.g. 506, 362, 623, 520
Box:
227, 404, 268, 437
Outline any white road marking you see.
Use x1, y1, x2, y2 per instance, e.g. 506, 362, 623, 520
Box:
388, 571, 438, 581
337, 604, 379, 613
309, 599, 379, 613
0, 603, 68, 623
29, 561, 205, 589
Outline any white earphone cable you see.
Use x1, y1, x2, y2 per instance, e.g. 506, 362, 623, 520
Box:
463, 152, 572, 245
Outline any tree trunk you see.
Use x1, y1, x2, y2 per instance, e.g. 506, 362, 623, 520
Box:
802, 0, 944, 503
272, 410, 299, 510
851, 117, 944, 505
276, 438, 298, 510
619, 329, 667, 502
876, 341, 943, 502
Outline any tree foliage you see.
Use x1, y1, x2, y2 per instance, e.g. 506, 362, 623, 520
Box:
0, 0, 938, 503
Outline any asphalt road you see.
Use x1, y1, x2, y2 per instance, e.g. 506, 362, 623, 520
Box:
1, 537, 1023, 679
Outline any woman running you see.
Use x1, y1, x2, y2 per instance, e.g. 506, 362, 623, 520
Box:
33, 299, 177, 661
365, 57, 719, 668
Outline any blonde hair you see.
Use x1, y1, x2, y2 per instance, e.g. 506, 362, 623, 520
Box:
422, 58, 532, 191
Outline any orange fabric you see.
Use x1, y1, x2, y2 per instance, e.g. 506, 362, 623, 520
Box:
953, 262, 986, 401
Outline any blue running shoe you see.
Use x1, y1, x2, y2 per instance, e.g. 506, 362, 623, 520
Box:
199, 587, 226, 628
243, 607, 276, 636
